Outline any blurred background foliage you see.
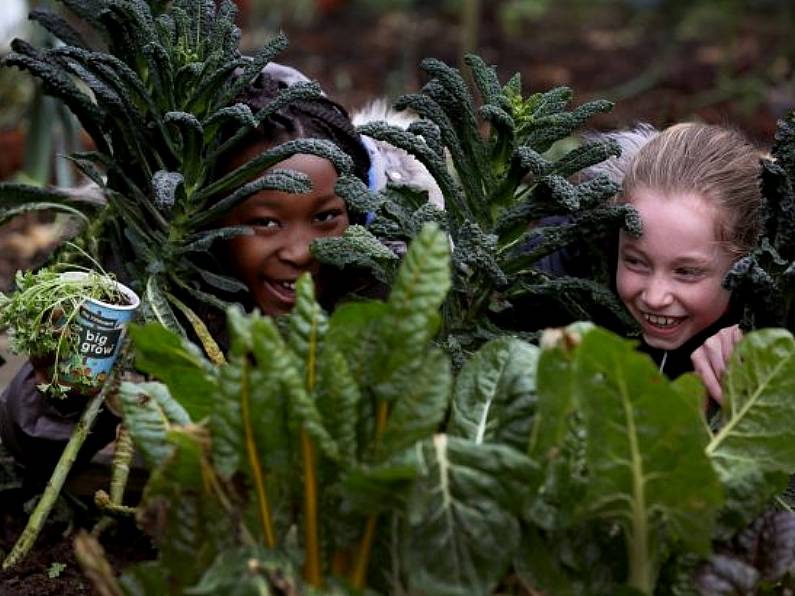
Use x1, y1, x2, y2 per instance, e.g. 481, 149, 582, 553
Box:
0, 0, 793, 284
1, 0, 794, 183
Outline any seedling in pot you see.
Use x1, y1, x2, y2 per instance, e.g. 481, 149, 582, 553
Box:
0, 247, 139, 398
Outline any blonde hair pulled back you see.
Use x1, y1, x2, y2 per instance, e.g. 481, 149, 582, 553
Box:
622, 123, 763, 259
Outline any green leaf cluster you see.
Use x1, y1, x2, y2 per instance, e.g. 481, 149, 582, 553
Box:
110, 222, 795, 595
0, 0, 356, 355
0, 265, 123, 397
314, 54, 640, 359
725, 111, 795, 331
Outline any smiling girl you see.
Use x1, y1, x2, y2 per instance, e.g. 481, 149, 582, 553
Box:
216, 69, 371, 316
613, 123, 763, 402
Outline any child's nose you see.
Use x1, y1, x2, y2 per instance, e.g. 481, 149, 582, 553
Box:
278, 226, 315, 268
641, 276, 674, 309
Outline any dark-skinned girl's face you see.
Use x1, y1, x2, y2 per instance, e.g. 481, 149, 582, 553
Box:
222, 153, 350, 316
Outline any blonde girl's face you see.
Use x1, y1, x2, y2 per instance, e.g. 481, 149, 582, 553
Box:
616, 189, 735, 350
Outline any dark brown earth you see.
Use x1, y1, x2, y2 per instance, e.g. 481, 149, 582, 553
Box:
0, 2, 793, 593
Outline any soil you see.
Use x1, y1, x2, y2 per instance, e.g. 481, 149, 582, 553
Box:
0, 2, 793, 592
0, 514, 155, 596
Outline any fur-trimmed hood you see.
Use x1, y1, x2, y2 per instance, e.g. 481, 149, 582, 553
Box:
352, 99, 444, 210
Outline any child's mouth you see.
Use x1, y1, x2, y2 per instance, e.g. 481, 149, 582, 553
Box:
265, 279, 297, 304
641, 312, 686, 331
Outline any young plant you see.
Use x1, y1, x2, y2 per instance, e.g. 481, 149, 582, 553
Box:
0, 0, 359, 359
313, 54, 641, 360
0, 263, 124, 397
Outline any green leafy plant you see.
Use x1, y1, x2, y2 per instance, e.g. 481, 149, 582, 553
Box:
68, 223, 795, 595
113, 223, 462, 593
726, 110, 795, 332
0, 262, 124, 397
313, 54, 640, 361
0, 0, 360, 360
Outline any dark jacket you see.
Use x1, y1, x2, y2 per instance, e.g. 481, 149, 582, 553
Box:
0, 362, 120, 486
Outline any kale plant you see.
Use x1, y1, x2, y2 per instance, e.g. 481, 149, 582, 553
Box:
313, 54, 640, 359
725, 110, 795, 331
0, 0, 359, 359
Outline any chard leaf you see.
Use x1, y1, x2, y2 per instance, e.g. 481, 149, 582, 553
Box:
326, 300, 389, 383
449, 337, 539, 451
316, 345, 361, 466
695, 554, 760, 595
140, 426, 238, 592
370, 223, 450, 403
119, 562, 170, 596
128, 322, 217, 422
400, 435, 537, 596
574, 327, 722, 591
707, 329, 795, 478
736, 510, 795, 582
528, 325, 584, 463
186, 545, 299, 594
118, 381, 191, 467
378, 347, 451, 457
207, 337, 246, 480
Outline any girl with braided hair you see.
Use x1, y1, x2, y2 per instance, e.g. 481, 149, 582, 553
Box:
0, 65, 377, 482
216, 66, 373, 316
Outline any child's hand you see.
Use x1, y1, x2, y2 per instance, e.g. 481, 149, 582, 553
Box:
690, 324, 743, 404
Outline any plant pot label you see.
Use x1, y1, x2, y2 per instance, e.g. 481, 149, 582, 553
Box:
60, 277, 140, 388
77, 308, 123, 357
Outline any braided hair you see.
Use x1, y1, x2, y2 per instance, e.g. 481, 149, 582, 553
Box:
222, 71, 371, 183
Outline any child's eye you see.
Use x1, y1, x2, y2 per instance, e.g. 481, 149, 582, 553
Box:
622, 254, 646, 270
314, 209, 344, 224
675, 267, 705, 279
249, 217, 280, 230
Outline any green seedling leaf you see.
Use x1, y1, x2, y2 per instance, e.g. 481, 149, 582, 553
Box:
574, 327, 722, 593
449, 337, 539, 451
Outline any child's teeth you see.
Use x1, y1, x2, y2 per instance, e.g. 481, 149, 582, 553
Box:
280, 281, 295, 291
643, 313, 680, 328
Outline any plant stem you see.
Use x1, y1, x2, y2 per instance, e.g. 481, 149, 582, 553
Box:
350, 400, 391, 588
2, 381, 110, 569
301, 429, 321, 586
92, 424, 134, 536
73, 531, 124, 596
350, 515, 378, 589
240, 359, 276, 547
